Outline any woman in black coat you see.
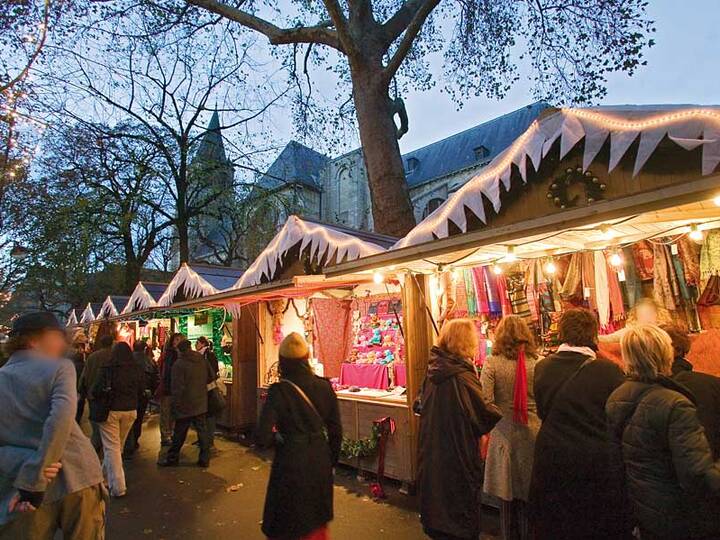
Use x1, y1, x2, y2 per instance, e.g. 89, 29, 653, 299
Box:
529, 308, 631, 540
607, 324, 720, 540
256, 333, 342, 540
417, 319, 501, 540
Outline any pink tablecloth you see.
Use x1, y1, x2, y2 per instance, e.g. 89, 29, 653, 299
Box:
393, 363, 407, 387
339, 363, 389, 390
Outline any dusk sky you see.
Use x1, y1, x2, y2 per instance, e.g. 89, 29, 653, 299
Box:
391, 0, 719, 154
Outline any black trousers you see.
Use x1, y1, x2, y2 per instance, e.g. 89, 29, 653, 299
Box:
166, 414, 211, 465
124, 396, 149, 454
75, 396, 86, 424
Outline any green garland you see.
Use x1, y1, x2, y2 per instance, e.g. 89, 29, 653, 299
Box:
178, 315, 188, 336
341, 422, 382, 459
211, 309, 231, 365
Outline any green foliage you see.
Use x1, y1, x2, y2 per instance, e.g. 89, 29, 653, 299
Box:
341, 422, 382, 460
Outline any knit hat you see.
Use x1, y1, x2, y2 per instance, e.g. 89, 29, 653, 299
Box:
10, 312, 63, 336
279, 332, 309, 359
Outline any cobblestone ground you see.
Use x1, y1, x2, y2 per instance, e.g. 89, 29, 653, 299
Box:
100, 412, 500, 540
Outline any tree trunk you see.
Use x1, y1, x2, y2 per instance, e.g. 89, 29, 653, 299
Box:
352, 70, 416, 237
178, 219, 189, 264
124, 259, 142, 294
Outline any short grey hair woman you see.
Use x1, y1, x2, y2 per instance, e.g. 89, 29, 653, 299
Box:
606, 324, 720, 540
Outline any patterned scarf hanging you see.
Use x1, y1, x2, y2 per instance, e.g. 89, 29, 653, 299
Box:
581, 251, 597, 311
507, 272, 532, 320
560, 252, 583, 302
700, 230, 720, 289
606, 253, 626, 322
622, 246, 642, 309
472, 267, 490, 316
512, 346, 529, 425
483, 266, 502, 316
525, 260, 541, 322
496, 274, 513, 316
633, 240, 655, 281
653, 243, 677, 311
677, 237, 701, 288
594, 251, 611, 328
463, 269, 477, 316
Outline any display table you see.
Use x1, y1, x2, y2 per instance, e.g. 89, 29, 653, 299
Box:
393, 363, 407, 387
336, 392, 413, 487
339, 363, 390, 390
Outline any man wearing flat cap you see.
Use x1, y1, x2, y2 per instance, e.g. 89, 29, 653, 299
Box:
0, 312, 105, 538
256, 332, 342, 540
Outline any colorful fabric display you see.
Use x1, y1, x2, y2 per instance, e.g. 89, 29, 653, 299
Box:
606, 253, 626, 322
507, 272, 532, 320
463, 270, 477, 316
581, 252, 597, 311
560, 252, 583, 302
700, 230, 720, 289
525, 260, 542, 322
496, 274, 513, 317
678, 237, 701, 288
653, 243, 678, 312
622, 246, 642, 309
454, 274, 469, 317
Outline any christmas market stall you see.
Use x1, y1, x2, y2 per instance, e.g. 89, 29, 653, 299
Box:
327, 106, 720, 393
65, 309, 78, 328
172, 216, 418, 487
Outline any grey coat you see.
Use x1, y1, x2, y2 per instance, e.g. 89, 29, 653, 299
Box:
480, 353, 541, 502
0, 352, 103, 525
171, 350, 212, 419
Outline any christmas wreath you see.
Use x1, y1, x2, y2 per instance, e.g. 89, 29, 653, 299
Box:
547, 167, 605, 209
341, 422, 382, 459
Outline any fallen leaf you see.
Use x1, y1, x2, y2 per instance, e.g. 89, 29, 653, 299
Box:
142, 529, 153, 535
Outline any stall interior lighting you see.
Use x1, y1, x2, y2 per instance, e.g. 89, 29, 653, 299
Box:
502, 245, 517, 263
714, 196, 720, 207
609, 252, 624, 267
599, 225, 617, 241
373, 271, 385, 284
544, 260, 557, 275
689, 224, 704, 243
492, 264, 504, 275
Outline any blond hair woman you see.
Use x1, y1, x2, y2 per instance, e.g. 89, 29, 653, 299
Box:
480, 316, 540, 540
607, 324, 720, 540
416, 319, 501, 540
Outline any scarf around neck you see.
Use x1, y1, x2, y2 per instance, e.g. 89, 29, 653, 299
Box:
512, 345, 529, 425
557, 343, 597, 359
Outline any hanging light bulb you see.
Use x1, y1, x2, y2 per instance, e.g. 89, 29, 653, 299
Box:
599, 224, 616, 240
373, 271, 385, 284
689, 224, 704, 243
451, 267, 461, 280
714, 195, 720, 207
544, 260, 557, 275
492, 264, 504, 275
609, 251, 623, 267
503, 245, 517, 263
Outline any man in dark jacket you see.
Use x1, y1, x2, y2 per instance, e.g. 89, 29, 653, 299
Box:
69, 334, 88, 423
159, 340, 212, 468
256, 333, 342, 540
196, 336, 219, 447
78, 334, 114, 452
529, 308, 630, 540
663, 324, 720, 458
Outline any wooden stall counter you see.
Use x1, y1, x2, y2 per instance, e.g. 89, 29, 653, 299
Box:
336, 391, 413, 490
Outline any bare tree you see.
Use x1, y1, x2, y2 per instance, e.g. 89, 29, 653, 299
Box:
177, 0, 655, 236
48, 14, 286, 263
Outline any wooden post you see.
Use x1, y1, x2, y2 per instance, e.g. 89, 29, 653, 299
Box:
231, 304, 259, 430
402, 272, 434, 487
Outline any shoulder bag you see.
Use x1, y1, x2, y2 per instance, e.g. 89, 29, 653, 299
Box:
206, 362, 226, 416
89, 364, 114, 423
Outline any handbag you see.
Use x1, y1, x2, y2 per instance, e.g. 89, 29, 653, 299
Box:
207, 381, 226, 416
89, 365, 114, 423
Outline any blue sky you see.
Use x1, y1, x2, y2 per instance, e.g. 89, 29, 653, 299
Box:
395, 0, 719, 153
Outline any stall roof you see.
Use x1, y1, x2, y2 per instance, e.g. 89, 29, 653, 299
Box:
156, 263, 244, 307
395, 105, 720, 250
66, 309, 78, 327
122, 281, 168, 314
99, 295, 130, 318
79, 302, 104, 324
234, 215, 393, 289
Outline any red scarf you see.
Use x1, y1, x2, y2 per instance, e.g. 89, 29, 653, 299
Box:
513, 345, 529, 425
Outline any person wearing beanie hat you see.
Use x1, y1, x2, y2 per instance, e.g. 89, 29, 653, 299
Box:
256, 332, 342, 540
0, 312, 105, 537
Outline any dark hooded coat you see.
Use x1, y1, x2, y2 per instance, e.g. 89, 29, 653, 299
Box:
417, 346, 501, 540
255, 361, 342, 539
528, 351, 631, 540
607, 376, 720, 540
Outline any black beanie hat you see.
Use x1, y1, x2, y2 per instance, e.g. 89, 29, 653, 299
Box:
10, 312, 63, 337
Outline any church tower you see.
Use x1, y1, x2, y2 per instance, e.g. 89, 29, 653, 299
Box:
188, 110, 235, 262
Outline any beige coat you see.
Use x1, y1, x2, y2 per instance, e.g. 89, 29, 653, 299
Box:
480, 353, 541, 501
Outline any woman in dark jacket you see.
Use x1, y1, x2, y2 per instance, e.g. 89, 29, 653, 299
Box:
417, 319, 501, 540
256, 332, 342, 540
124, 340, 160, 456
92, 341, 143, 497
158, 332, 184, 446
607, 324, 720, 540
529, 308, 630, 540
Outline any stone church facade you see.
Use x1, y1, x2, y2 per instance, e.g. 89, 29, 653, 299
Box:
258, 101, 550, 234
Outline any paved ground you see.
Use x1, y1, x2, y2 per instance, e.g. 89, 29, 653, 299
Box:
102, 412, 500, 540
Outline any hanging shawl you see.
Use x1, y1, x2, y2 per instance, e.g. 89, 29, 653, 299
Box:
555, 254, 572, 286
472, 267, 489, 315
454, 273, 469, 317
525, 260, 541, 322
463, 270, 477, 316
594, 251, 611, 328
671, 250, 692, 302
483, 266, 502, 316
561, 252, 583, 302
653, 243, 677, 311
622, 246, 642, 309
507, 272, 532, 320
513, 346, 529, 425
496, 274, 513, 316
606, 253, 626, 322
581, 252, 597, 311
677, 237, 701, 288
700, 230, 720, 289
633, 240, 655, 281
